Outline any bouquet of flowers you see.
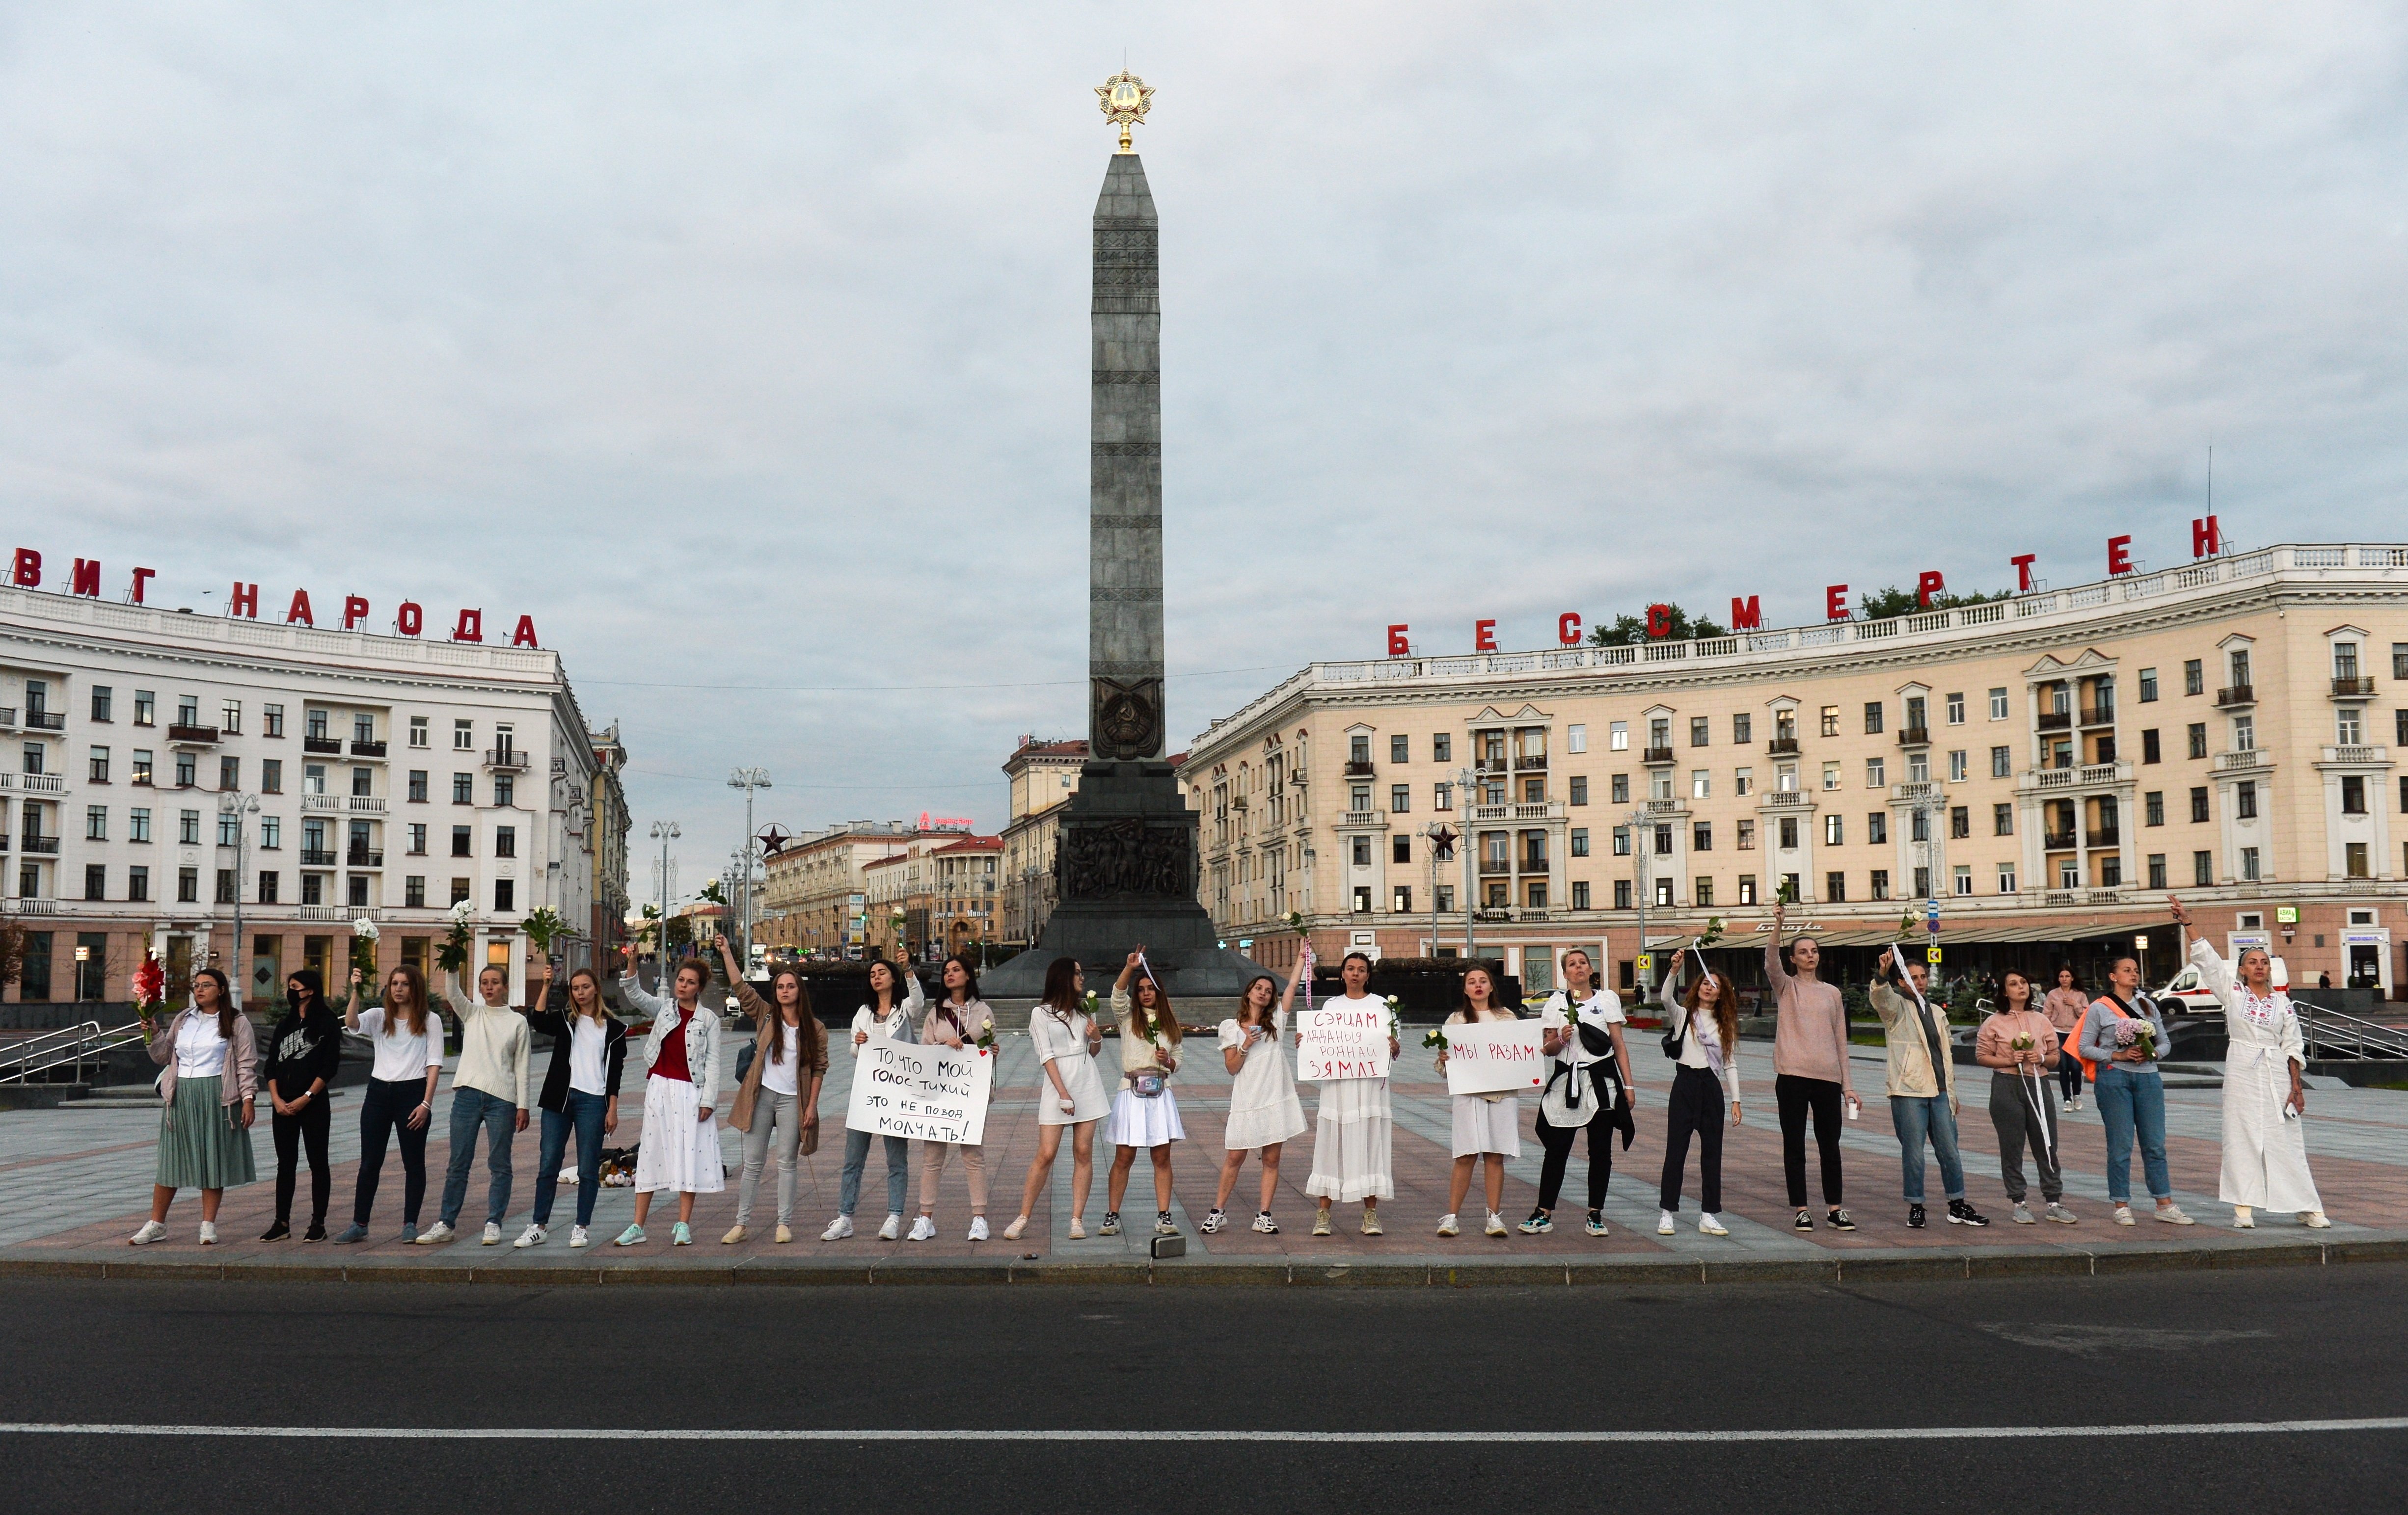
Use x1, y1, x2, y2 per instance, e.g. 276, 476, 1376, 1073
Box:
2112, 1016, 2159, 1062
350, 915, 381, 981
434, 898, 476, 973
1422, 1023, 1448, 1054
518, 907, 568, 961
130, 954, 165, 1024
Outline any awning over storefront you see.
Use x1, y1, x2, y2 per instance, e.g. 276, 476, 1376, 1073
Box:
1648, 919, 2175, 952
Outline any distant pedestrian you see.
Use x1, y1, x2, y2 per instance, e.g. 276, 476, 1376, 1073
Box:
2043, 966, 2090, 1110
1869, 948, 1986, 1229
823, 957, 920, 1242
418, 960, 532, 1246
1656, 956, 1741, 1237
2077, 953, 2191, 1227
1301, 950, 1400, 1237
1202, 965, 1309, 1236
1436, 966, 1522, 1239
330, 964, 443, 1244
614, 945, 727, 1246
1524, 948, 1633, 1237
1004, 957, 1111, 1241
2168, 897, 2328, 1230
1765, 903, 1858, 1233
1104, 948, 1186, 1239
258, 968, 342, 1242
1975, 970, 2074, 1225
719, 937, 828, 1245
913, 955, 997, 1242
128, 967, 257, 1246
515, 960, 628, 1249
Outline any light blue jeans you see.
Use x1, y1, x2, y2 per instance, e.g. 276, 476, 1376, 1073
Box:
840, 1127, 910, 1219
1889, 1094, 1965, 1203
440, 1087, 518, 1228
2092, 1064, 2171, 1204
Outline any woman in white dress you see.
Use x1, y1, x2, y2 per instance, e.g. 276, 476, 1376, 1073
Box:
1201, 965, 1310, 1236
1104, 948, 1186, 1240
613, 945, 725, 1247
1434, 965, 1522, 1239
1301, 950, 1402, 1237
1003, 957, 1110, 1242
2167, 897, 2330, 1229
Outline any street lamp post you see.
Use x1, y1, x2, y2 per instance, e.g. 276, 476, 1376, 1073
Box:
1458, 765, 1477, 963
216, 790, 261, 1009
649, 820, 680, 972
726, 768, 771, 964
1627, 805, 1652, 999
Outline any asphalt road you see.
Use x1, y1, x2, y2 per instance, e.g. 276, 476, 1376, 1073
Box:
4, 1268, 2406, 1514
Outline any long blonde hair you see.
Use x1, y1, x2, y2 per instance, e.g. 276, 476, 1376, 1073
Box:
567, 968, 610, 1027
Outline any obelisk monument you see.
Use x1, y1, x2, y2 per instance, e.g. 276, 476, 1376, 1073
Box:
983, 75, 1262, 1000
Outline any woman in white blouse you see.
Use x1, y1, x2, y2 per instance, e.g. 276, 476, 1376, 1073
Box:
1201, 965, 1309, 1235
1433, 965, 1522, 1239
1003, 958, 1110, 1241
2167, 896, 2330, 1229
129, 967, 258, 1246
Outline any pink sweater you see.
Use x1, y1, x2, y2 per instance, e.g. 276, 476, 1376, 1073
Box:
1764, 936, 1853, 1090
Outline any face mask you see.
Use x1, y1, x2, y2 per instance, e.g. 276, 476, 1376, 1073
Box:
287, 989, 306, 1011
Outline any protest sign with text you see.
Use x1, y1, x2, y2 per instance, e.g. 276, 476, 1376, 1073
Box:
845, 1038, 994, 1145
1442, 1020, 1546, 1096
1296, 1001, 1392, 1082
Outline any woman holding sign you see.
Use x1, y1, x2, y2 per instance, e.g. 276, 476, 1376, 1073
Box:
823, 959, 920, 1242
1202, 966, 1310, 1235
1523, 949, 1633, 1237
913, 955, 998, 1242
1656, 957, 1741, 1237
1003, 958, 1109, 1241
1302, 950, 1401, 1237
1104, 948, 1186, 1239
1434, 966, 1523, 1239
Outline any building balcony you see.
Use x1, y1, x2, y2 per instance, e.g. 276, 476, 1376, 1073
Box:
1641, 746, 1675, 765
166, 723, 218, 746
1512, 755, 1547, 772
303, 735, 343, 755
2318, 745, 2391, 767
2037, 711, 2072, 732
2218, 749, 2271, 771
1766, 737, 1800, 756
24, 711, 64, 732
2079, 707, 2115, 728
2020, 761, 2132, 794
1889, 781, 1943, 803
16, 772, 64, 794
300, 849, 338, 867
1759, 790, 1809, 808
1338, 809, 1382, 827
2085, 829, 2121, 849
1477, 860, 1513, 877
1342, 760, 1376, 777
300, 794, 343, 813
0, 708, 17, 731
2216, 685, 2255, 709
2043, 832, 2076, 851
483, 748, 529, 772
19, 835, 59, 855
2332, 676, 2376, 698
1896, 726, 1931, 748
347, 849, 384, 868
350, 739, 388, 759
349, 796, 387, 814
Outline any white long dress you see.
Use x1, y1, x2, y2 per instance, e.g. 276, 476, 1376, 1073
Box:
2192, 940, 2324, 1213
1305, 993, 1395, 1202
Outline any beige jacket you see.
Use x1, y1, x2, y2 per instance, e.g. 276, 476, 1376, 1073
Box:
1869, 980, 1955, 1105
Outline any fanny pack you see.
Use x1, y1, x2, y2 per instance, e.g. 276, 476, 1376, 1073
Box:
1128, 1073, 1165, 1098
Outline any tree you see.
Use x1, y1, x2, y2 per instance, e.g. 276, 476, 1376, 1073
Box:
1857, 584, 2009, 619
1589, 603, 1729, 645
0, 916, 23, 992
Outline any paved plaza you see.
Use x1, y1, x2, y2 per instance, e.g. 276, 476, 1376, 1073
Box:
6, 1033, 2407, 1282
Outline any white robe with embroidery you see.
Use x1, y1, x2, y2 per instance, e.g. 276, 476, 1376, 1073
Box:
2193, 940, 2324, 1213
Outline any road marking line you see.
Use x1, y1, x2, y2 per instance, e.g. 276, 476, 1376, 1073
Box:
1, 1419, 2404, 1443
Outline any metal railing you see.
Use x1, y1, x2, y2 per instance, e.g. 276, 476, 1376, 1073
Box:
2293, 998, 2408, 1061
0, 1019, 148, 1085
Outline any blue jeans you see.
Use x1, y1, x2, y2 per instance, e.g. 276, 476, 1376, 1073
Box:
1889, 1094, 1965, 1203
2092, 1064, 2171, 1204
534, 1090, 608, 1229
840, 1127, 910, 1219
439, 1087, 518, 1228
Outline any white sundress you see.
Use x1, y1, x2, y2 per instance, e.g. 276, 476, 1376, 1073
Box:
1029, 1007, 1111, 1126
1446, 1010, 1523, 1159
1219, 1010, 1307, 1152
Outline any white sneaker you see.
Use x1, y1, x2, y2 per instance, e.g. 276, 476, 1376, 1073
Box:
1484, 1212, 1509, 1237
197, 1221, 217, 1247
878, 1213, 903, 1241
721, 1225, 749, 1245
2113, 1205, 2137, 1226
129, 1221, 166, 1247
2232, 1207, 2255, 1230
1067, 1216, 1086, 1239
513, 1223, 547, 1248
569, 1226, 592, 1248
907, 1215, 937, 1242
2303, 1211, 2332, 1229
1002, 1215, 1029, 1241
822, 1215, 855, 1242
481, 1222, 502, 1246
1435, 1213, 1460, 1237
1658, 1212, 1677, 1235
415, 1221, 455, 1245
1698, 1214, 1729, 1237
2154, 1204, 2195, 1226
968, 1216, 990, 1242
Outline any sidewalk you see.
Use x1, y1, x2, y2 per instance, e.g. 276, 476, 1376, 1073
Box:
6, 1037, 2406, 1287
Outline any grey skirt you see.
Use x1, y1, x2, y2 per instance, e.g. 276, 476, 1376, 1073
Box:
155, 1074, 258, 1191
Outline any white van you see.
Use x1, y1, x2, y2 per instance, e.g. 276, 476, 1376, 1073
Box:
2156, 953, 2288, 1016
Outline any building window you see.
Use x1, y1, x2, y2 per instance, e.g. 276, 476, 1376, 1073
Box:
254, 703, 279, 738
1389, 734, 1409, 764
454, 719, 474, 751
1685, 716, 1707, 748
1568, 775, 1588, 806
1913, 866, 1931, 899
1570, 880, 1590, 910
2335, 641, 2361, 681
129, 749, 152, 785
2178, 659, 2201, 696
217, 813, 239, 847
1393, 884, 1414, 912
2187, 786, 2209, 823
1689, 878, 1709, 908
1350, 836, 1371, 868
2183, 723, 2205, 760
2239, 847, 2260, 882
1994, 803, 2013, 836
1609, 773, 1629, 805
251, 758, 277, 795
1822, 870, 1845, 902
256, 816, 278, 850
217, 755, 238, 791
405, 875, 426, 908
175, 751, 195, 787
1776, 817, 1797, 851
1818, 761, 1838, 791
214, 868, 237, 904
348, 875, 370, 908
1692, 822, 1712, 852
177, 866, 199, 904
84, 864, 106, 901
2338, 707, 2364, 745
1980, 746, 2003, 779
2347, 842, 2370, 879
1941, 692, 1963, 725
1907, 752, 1930, 783
1392, 835, 1410, 864
451, 825, 472, 857
2343, 775, 2368, 815
1819, 705, 1840, 738
1997, 866, 2017, 894
1870, 870, 1890, 901
129, 808, 151, 843
1953, 865, 1973, 897
1521, 880, 1545, 909
2193, 850, 2213, 886
84, 804, 107, 841
1390, 783, 1410, 814
1949, 805, 1970, 840
1691, 770, 1710, 799
2236, 781, 2257, 820
1431, 733, 1452, 764
1654, 824, 1675, 856
1867, 812, 1888, 845
2138, 668, 2158, 702
90, 686, 112, 722
1653, 878, 1675, 907
2146, 853, 2167, 890
2138, 728, 2160, 765
1865, 757, 1885, 788
407, 770, 428, 802
1613, 879, 1632, 909
1945, 750, 1966, 783
218, 700, 241, 736
85, 745, 109, 784
1863, 702, 1884, 735
1606, 722, 1626, 752
1433, 781, 1452, 812
1910, 809, 1929, 844
1824, 814, 1843, 846
452, 773, 473, 804
129, 866, 150, 902
1719, 712, 1745, 746
1611, 825, 1630, 856
1570, 828, 1590, 858
178, 809, 200, 845
1734, 819, 1755, 851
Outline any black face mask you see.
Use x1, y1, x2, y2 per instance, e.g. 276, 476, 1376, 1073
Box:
287, 989, 306, 1012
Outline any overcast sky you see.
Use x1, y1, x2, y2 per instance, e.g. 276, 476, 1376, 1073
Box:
5, 3, 2405, 892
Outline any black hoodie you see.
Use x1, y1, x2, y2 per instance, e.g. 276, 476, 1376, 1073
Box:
263, 1000, 344, 1103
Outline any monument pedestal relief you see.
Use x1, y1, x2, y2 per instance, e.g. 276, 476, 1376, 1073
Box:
982, 77, 1265, 1001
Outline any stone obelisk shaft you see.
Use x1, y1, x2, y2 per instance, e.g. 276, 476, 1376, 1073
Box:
1088, 153, 1165, 762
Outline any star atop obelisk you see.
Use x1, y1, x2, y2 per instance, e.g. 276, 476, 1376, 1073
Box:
1096, 69, 1154, 154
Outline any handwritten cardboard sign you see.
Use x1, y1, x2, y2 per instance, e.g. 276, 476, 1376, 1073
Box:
1443, 1020, 1546, 1096
1297, 1002, 1392, 1082
844, 1037, 994, 1145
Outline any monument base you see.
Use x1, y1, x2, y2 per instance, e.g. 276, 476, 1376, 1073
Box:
980, 761, 1268, 1000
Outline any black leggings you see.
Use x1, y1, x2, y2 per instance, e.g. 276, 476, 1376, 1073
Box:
1536, 1114, 1612, 1211
353, 1076, 431, 1227
2058, 1050, 2084, 1102
271, 1094, 332, 1225
1775, 1073, 1844, 1208
1658, 1064, 1725, 1215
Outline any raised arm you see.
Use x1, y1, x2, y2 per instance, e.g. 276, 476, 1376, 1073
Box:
616, 942, 667, 1017
2188, 938, 2233, 1008
1764, 905, 1795, 996
1277, 951, 1311, 1016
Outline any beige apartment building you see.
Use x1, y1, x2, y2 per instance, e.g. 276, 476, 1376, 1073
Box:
756, 820, 920, 958
1184, 543, 2408, 999
1000, 738, 1087, 953
861, 834, 999, 963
